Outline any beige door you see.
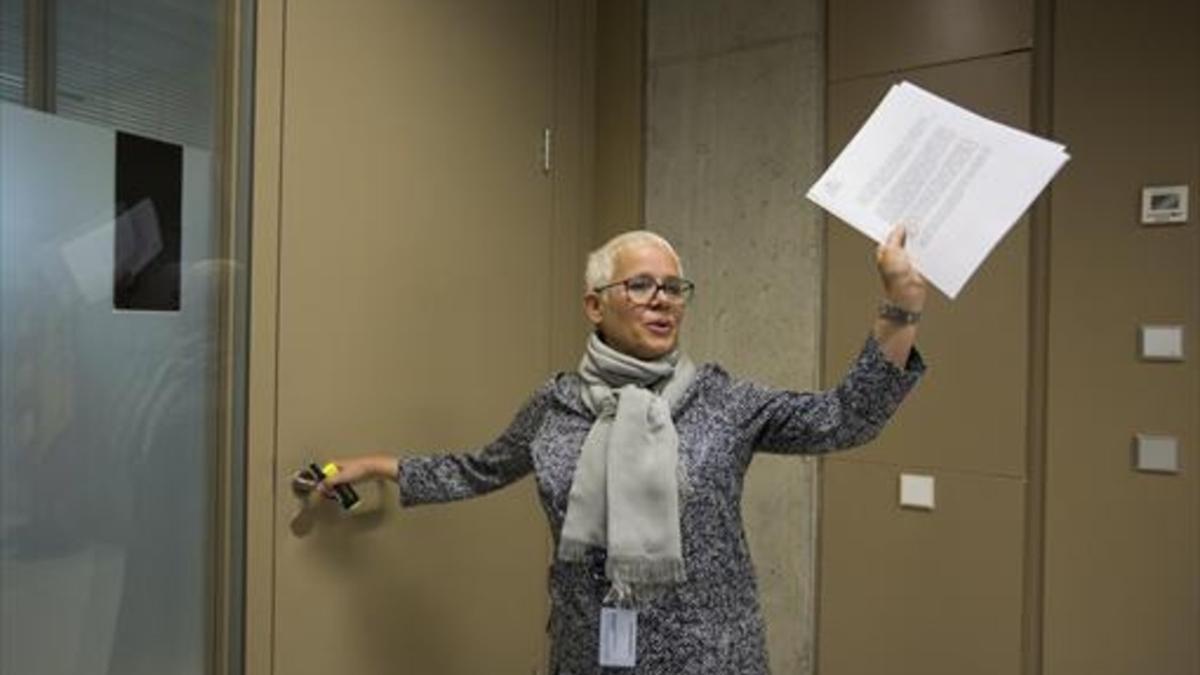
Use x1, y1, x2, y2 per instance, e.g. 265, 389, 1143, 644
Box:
252, 1, 559, 673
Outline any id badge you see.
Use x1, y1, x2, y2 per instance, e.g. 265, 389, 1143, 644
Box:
598, 607, 637, 668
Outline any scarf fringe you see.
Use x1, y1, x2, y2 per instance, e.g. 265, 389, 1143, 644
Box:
606, 555, 687, 585
557, 539, 592, 563
558, 541, 687, 585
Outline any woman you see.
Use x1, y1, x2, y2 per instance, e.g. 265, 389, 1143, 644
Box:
318, 226, 926, 673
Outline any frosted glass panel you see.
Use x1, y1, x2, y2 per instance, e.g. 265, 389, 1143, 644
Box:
0, 102, 216, 675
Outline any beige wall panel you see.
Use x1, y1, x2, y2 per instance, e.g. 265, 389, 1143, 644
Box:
1042, 464, 1198, 675
1044, 0, 1199, 672
269, 2, 556, 674
824, 53, 1032, 478
594, 0, 645, 241
818, 460, 1025, 675
551, 0, 597, 371
828, 0, 1032, 82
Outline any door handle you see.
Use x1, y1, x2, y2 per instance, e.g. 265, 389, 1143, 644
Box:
288, 462, 372, 537
295, 462, 361, 510
291, 467, 320, 497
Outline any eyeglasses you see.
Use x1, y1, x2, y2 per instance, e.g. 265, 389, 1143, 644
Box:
593, 274, 695, 306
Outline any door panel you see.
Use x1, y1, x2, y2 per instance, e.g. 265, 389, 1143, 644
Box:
273, 2, 554, 673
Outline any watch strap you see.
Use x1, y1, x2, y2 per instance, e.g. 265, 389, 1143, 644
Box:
879, 301, 921, 325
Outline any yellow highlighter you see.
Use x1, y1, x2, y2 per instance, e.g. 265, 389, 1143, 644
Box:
309, 462, 360, 511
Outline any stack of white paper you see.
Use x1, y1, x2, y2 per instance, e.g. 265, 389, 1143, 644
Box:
807, 81, 1069, 299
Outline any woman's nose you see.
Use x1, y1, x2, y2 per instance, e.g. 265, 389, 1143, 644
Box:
646, 285, 668, 307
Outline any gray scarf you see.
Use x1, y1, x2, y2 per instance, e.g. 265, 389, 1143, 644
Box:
558, 332, 696, 589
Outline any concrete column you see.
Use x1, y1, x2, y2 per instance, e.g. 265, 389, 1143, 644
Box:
644, 1, 824, 673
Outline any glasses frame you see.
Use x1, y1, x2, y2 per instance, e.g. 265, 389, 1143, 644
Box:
593, 274, 696, 306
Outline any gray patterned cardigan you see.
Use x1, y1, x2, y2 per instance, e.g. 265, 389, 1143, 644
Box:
398, 336, 925, 674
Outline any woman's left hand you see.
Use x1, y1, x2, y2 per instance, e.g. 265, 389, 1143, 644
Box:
876, 224, 927, 312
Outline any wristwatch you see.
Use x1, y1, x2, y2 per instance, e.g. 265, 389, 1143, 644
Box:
878, 301, 921, 325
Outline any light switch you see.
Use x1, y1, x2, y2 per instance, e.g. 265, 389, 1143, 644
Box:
899, 473, 935, 510
1135, 434, 1179, 474
1139, 325, 1184, 361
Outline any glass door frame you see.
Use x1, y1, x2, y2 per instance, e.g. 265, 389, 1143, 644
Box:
210, 0, 255, 674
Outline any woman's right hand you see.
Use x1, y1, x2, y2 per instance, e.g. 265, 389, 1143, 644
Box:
316, 454, 399, 497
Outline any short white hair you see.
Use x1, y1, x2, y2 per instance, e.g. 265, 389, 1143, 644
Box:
585, 230, 683, 291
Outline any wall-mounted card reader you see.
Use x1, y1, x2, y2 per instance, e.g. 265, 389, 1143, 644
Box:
1140, 185, 1188, 225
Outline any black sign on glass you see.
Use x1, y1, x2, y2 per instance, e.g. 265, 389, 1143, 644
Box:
114, 132, 183, 311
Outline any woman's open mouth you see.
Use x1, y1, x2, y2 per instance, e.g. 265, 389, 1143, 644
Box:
644, 319, 675, 336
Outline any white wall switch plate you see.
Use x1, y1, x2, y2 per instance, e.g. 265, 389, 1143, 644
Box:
899, 473, 935, 510
1135, 434, 1179, 474
1139, 325, 1184, 361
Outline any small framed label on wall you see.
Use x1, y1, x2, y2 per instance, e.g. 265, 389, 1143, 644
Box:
1140, 185, 1189, 225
